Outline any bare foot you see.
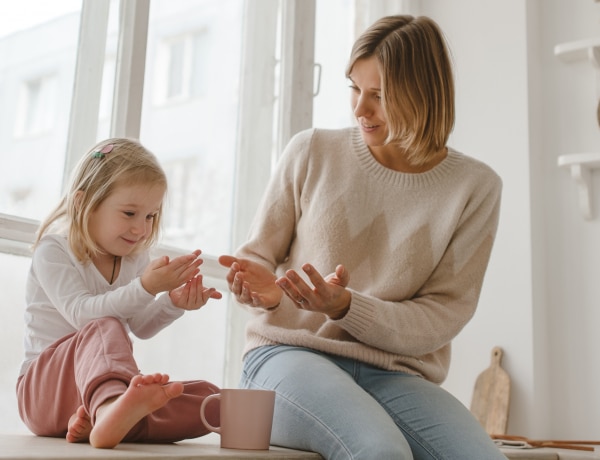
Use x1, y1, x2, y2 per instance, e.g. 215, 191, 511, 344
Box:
89, 373, 184, 449
66, 405, 91, 443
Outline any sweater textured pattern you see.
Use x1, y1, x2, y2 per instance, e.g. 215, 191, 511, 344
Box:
236, 127, 502, 384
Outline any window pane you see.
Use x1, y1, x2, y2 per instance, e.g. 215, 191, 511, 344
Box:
141, 0, 241, 256
313, 0, 355, 129
0, 0, 82, 220
167, 39, 185, 99
0, 0, 82, 435
0, 253, 33, 433
191, 31, 210, 98
135, 0, 244, 386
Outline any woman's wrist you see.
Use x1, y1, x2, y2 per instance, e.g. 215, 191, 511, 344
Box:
328, 291, 351, 320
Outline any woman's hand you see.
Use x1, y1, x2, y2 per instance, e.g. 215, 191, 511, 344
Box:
276, 264, 352, 319
141, 250, 203, 296
218, 255, 282, 309
169, 274, 222, 310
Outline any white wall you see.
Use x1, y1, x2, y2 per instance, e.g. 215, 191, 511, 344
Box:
541, 0, 600, 440
418, 0, 600, 439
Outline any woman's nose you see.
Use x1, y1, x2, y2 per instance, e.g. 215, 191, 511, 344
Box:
353, 95, 370, 118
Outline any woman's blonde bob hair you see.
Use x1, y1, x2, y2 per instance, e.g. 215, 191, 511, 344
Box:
34, 138, 167, 262
346, 15, 455, 165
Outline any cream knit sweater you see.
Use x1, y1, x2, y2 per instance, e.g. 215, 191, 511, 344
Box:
236, 127, 502, 384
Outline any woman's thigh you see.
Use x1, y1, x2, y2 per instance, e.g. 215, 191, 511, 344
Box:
358, 364, 507, 460
240, 346, 412, 460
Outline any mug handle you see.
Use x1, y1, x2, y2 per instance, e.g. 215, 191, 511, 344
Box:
200, 393, 221, 434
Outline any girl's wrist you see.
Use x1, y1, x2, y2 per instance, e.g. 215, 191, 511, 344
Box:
140, 275, 158, 296
264, 303, 280, 312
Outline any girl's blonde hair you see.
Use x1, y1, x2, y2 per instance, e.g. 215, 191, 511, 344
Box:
346, 15, 455, 165
35, 138, 167, 262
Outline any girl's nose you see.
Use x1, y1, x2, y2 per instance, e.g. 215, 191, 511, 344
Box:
131, 219, 147, 236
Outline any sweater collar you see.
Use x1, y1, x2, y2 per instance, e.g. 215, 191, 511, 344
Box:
351, 127, 461, 188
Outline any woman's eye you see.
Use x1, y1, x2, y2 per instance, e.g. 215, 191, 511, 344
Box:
124, 211, 135, 217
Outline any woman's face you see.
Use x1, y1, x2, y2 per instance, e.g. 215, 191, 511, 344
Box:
348, 56, 388, 148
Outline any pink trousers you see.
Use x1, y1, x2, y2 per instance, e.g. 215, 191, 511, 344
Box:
17, 316, 220, 442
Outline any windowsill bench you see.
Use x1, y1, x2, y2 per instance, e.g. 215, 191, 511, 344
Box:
0, 434, 322, 460
0, 434, 597, 460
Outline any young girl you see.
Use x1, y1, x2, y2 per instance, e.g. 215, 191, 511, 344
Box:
17, 138, 222, 449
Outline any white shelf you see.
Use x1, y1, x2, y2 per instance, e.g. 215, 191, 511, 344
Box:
555, 38, 600, 220
554, 37, 600, 66
558, 153, 600, 220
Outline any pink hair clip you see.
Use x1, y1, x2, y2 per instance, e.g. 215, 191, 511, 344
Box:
92, 143, 115, 159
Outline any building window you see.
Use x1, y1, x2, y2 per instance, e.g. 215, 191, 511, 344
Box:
155, 30, 209, 105
14, 75, 57, 137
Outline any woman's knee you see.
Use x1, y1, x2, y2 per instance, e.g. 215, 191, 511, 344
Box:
282, 425, 412, 460
347, 430, 413, 460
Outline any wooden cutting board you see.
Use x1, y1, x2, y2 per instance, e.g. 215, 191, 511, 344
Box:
469, 346, 511, 435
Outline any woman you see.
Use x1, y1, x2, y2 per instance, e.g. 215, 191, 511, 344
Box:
219, 15, 505, 460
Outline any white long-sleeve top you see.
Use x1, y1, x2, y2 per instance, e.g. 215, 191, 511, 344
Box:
236, 127, 502, 384
20, 233, 184, 375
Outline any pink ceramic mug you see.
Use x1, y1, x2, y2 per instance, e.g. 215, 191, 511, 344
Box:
199, 388, 276, 450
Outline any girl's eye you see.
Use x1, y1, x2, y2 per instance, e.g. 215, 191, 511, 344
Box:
124, 211, 135, 217
146, 214, 157, 221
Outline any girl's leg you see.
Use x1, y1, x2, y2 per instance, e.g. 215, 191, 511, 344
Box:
17, 335, 82, 437
240, 346, 413, 460
71, 316, 221, 444
122, 379, 220, 443
18, 316, 220, 444
76, 318, 220, 442
357, 365, 507, 460
16, 317, 136, 437
90, 373, 185, 448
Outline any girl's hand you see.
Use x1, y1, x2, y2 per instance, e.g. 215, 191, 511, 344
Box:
169, 274, 222, 310
276, 263, 351, 319
141, 250, 203, 295
218, 255, 282, 309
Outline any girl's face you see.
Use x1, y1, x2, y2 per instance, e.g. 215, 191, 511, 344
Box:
88, 183, 165, 259
348, 56, 388, 148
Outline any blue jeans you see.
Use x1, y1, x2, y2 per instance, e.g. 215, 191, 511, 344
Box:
241, 345, 507, 460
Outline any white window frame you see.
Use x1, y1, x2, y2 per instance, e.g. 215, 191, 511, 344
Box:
0, 0, 325, 387
0, 0, 417, 387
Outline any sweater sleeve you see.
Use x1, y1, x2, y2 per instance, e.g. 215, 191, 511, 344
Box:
31, 236, 183, 336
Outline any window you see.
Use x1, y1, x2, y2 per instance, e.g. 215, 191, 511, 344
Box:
14, 75, 58, 137
154, 30, 209, 104
142, 1, 239, 256
98, 57, 116, 123
0, 4, 79, 220
0, 0, 82, 434
0, 0, 371, 435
